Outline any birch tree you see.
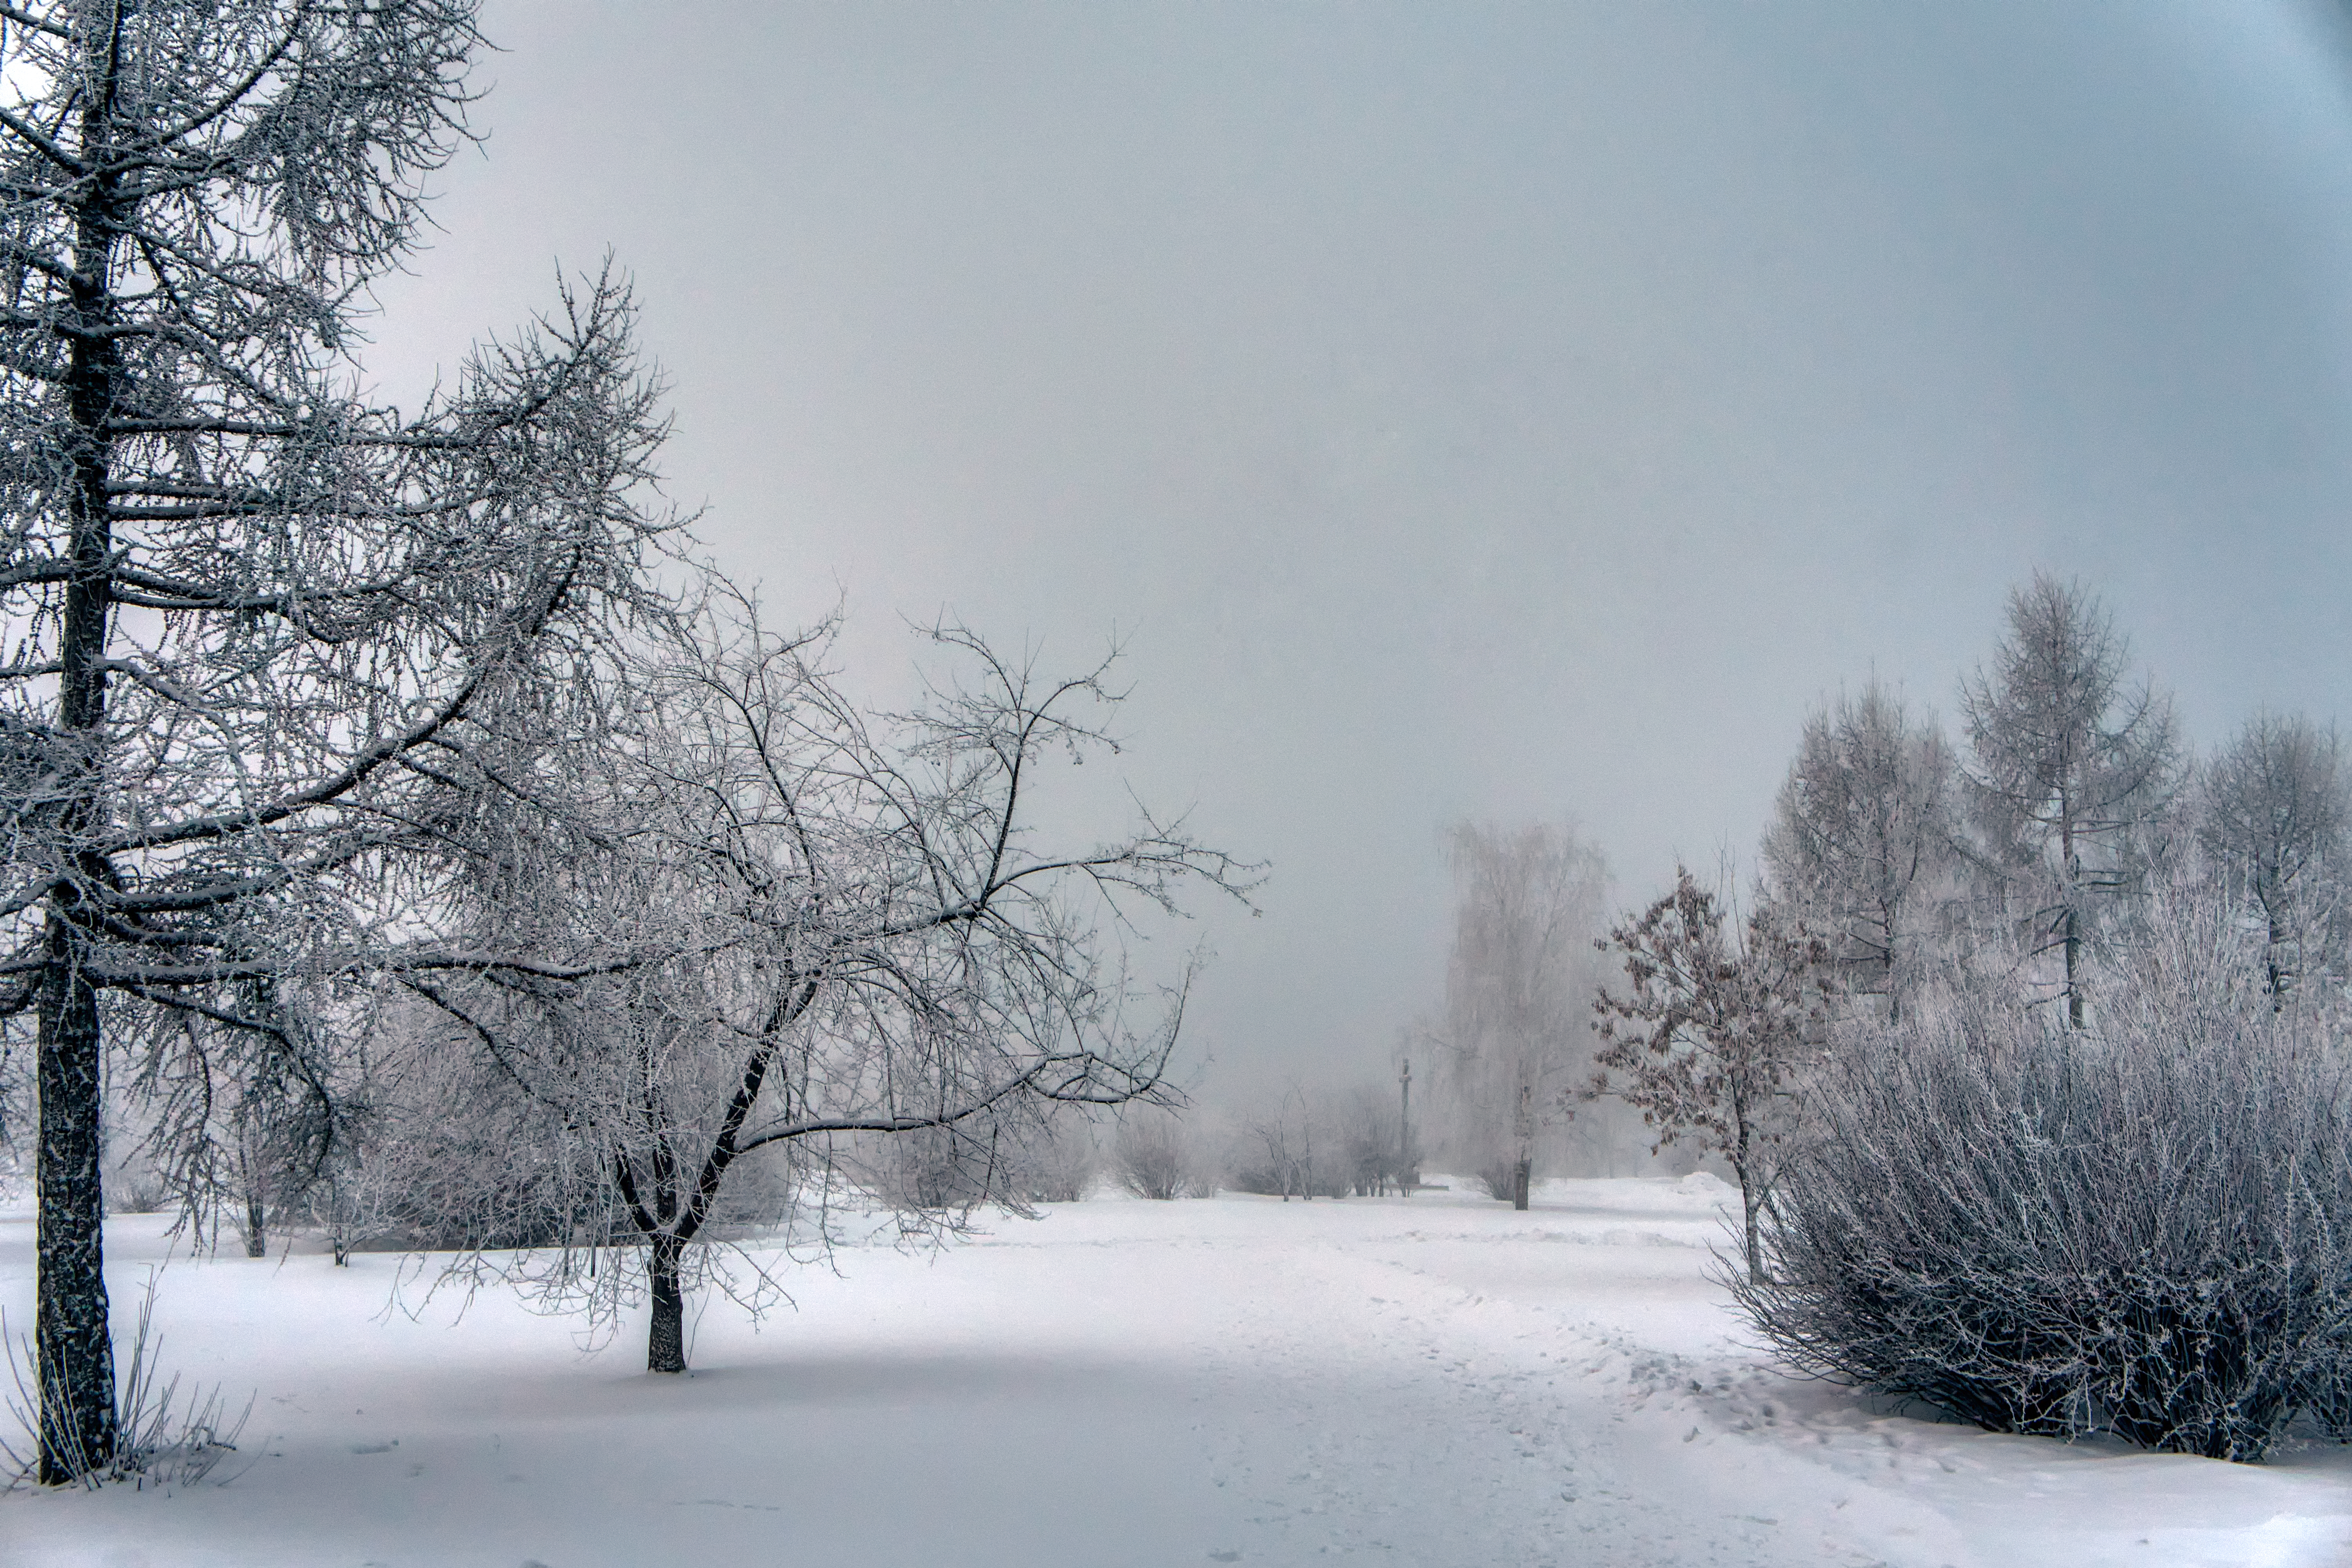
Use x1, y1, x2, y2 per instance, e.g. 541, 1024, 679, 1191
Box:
1960, 574, 2180, 1028
1435, 822, 1608, 1209
0, 1, 673, 1481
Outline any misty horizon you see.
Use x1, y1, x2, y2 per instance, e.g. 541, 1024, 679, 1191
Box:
354, 1, 2352, 1102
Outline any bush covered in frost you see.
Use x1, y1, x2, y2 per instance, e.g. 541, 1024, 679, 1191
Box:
1114, 1110, 1204, 1199
1734, 977, 2352, 1461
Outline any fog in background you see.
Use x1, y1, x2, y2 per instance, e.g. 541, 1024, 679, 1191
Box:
358, 2, 2352, 1104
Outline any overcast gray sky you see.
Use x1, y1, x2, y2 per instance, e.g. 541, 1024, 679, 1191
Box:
365, 1, 2352, 1103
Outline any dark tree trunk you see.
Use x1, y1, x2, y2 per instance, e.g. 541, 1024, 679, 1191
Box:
34, 46, 133, 1479
647, 1233, 686, 1374
2265, 895, 2291, 1004
37, 117, 126, 1478
2061, 816, 2084, 1031
36, 922, 116, 1483
1512, 1086, 1533, 1210
1740, 1175, 1766, 1286
2063, 904, 2083, 1030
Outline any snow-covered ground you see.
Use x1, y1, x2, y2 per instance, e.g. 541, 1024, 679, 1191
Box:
2, 1175, 2347, 1567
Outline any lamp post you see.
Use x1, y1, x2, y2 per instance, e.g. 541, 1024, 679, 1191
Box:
1398, 1057, 1414, 1196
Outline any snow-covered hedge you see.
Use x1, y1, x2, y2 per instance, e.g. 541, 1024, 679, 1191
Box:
1733, 989, 2352, 1461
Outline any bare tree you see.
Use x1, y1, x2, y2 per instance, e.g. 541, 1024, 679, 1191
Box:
400, 607, 1255, 1372
0, 1, 675, 1480
1760, 685, 1958, 1022
1960, 573, 2181, 1029
1432, 822, 1609, 1210
1234, 1081, 1364, 1200
1590, 867, 1829, 1283
1232, 1083, 1318, 1200
2196, 712, 2351, 998
1227, 1080, 1410, 1198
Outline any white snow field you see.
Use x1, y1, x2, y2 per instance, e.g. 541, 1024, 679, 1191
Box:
2, 1175, 2348, 1568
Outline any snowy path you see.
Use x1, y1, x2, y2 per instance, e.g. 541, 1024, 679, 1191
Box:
3, 1178, 2348, 1566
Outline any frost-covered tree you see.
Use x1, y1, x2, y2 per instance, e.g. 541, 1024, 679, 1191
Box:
1433, 822, 1609, 1209
1006, 1112, 1100, 1204
395, 607, 1254, 1372
1231, 1082, 1329, 1200
1590, 868, 1829, 1282
1333, 1079, 1411, 1196
1960, 573, 2180, 1028
0, 1, 673, 1480
2196, 712, 2350, 998
1759, 685, 1957, 1022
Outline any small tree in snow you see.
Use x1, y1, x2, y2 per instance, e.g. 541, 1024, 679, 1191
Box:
398, 606, 1254, 1372
1230, 1082, 1343, 1200
1589, 867, 1828, 1282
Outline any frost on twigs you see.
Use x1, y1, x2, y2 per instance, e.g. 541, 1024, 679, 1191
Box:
1590, 867, 1831, 1283
1733, 920, 2352, 1462
376, 601, 1258, 1371
0, 0, 683, 1479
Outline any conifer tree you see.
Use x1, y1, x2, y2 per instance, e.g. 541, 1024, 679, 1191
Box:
1959, 574, 2179, 1028
0, 1, 671, 1479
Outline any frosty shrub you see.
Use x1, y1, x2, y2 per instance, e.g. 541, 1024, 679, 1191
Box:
1733, 981, 2352, 1461
876, 1123, 1010, 1213
1227, 1165, 1348, 1199
1473, 1158, 1522, 1205
861, 1106, 1103, 1211
1114, 1112, 1200, 1200
1011, 1119, 1099, 1204
347, 1034, 610, 1254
